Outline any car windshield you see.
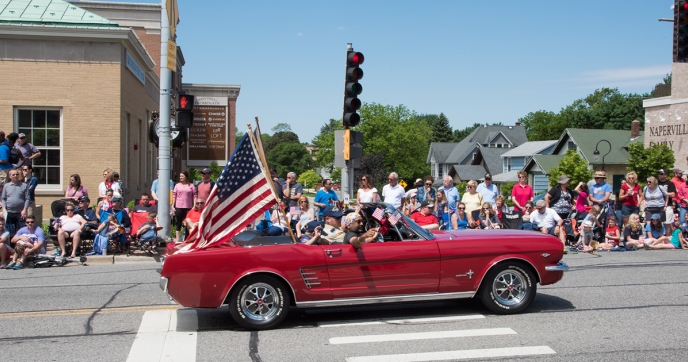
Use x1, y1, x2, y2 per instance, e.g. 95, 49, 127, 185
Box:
382, 203, 435, 240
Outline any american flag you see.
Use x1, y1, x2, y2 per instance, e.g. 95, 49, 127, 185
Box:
388, 210, 402, 225
186, 133, 277, 250
290, 206, 301, 216
372, 208, 385, 221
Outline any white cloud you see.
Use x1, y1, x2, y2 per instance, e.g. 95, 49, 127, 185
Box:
576, 65, 672, 83
297, 32, 303, 36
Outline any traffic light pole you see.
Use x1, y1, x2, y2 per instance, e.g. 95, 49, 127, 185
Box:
157, 0, 172, 239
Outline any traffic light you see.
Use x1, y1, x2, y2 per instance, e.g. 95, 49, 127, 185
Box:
343, 50, 364, 128
675, 0, 688, 62
343, 129, 363, 161
176, 94, 195, 128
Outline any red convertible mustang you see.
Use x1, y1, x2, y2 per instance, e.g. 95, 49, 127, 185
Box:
159, 203, 568, 330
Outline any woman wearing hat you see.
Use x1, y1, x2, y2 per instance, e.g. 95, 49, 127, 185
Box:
544, 175, 579, 220
643, 213, 672, 249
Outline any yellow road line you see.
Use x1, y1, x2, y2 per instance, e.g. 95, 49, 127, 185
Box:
1, 305, 179, 320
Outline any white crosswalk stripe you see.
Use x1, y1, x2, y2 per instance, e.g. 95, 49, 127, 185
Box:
127, 309, 198, 362
346, 346, 556, 362
330, 328, 517, 344
318, 314, 485, 327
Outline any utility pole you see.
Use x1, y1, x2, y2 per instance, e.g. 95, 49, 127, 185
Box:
157, 0, 173, 239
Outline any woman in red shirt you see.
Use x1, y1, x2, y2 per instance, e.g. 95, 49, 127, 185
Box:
511, 170, 534, 213
619, 171, 640, 227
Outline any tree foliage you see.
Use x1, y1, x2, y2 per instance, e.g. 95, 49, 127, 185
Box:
357, 103, 432, 182
547, 150, 593, 188
420, 113, 453, 143
271, 123, 292, 133
626, 142, 675, 182
520, 88, 645, 141
297, 169, 322, 190
264, 131, 300, 154
452, 123, 481, 143
267, 142, 311, 178
500, 182, 516, 207
353, 153, 388, 191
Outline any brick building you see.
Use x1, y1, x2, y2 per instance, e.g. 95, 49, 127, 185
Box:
0, 0, 181, 222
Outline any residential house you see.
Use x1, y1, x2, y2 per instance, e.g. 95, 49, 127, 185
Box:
427, 124, 528, 184
491, 140, 557, 185
523, 122, 643, 194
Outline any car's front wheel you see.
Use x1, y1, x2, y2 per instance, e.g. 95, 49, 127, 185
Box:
479, 262, 536, 314
228, 275, 290, 330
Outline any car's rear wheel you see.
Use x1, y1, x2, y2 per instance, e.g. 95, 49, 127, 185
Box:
228, 275, 290, 330
479, 262, 536, 314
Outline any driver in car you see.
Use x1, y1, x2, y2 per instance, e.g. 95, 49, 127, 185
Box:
342, 212, 379, 249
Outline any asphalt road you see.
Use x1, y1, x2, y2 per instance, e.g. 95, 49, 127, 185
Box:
1, 250, 687, 361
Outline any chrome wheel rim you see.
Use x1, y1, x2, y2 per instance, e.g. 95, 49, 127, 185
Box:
240, 282, 280, 321
492, 269, 527, 306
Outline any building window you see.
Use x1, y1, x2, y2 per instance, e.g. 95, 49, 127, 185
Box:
438, 164, 444, 178
16, 108, 62, 188
568, 141, 577, 151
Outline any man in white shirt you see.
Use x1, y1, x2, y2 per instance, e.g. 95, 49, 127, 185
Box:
530, 200, 565, 246
476, 173, 499, 206
382, 172, 406, 210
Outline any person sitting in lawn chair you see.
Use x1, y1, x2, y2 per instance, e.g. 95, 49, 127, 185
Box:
135, 212, 159, 255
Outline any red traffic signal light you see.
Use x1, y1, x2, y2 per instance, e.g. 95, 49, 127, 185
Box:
343, 50, 364, 128
177, 94, 195, 111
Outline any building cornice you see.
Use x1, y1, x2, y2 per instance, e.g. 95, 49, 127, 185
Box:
182, 83, 242, 99
0, 23, 156, 71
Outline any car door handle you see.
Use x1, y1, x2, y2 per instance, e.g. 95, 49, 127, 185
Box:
325, 248, 341, 258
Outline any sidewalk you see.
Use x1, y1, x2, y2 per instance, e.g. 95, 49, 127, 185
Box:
45, 242, 163, 266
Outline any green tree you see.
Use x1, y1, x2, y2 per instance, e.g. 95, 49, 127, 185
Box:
264, 131, 300, 154
235, 128, 244, 147
626, 142, 675, 182
353, 153, 388, 190
519, 111, 568, 141
452, 123, 481, 143
357, 103, 432, 180
330, 167, 342, 184
297, 169, 322, 190
271, 123, 292, 133
560, 88, 644, 131
267, 142, 312, 177
500, 182, 516, 207
547, 150, 593, 188
420, 113, 453, 143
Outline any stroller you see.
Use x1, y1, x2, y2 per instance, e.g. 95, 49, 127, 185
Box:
27, 254, 87, 268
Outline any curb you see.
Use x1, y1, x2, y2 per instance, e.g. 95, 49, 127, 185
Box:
46, 244, 161, 266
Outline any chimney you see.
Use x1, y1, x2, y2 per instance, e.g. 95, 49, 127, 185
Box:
515, 121, 521, 126
631, 119, 640, 139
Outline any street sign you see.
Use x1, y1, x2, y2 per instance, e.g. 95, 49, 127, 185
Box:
167, 39, 177, 70
399, 180, 407, 188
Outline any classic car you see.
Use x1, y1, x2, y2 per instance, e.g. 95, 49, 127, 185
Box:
159, 202, 568, 330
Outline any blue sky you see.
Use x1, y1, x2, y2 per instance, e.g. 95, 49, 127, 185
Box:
99, 0, 673, 142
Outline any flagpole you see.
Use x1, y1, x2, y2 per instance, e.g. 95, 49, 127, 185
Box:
247, 123, 297, 244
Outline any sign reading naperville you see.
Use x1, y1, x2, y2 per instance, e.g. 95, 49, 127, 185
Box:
188, 106, 226, 161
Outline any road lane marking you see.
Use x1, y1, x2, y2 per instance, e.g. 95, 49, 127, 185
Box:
346, 346, 556, 362
318, 314, 485, 327
127, 309, 197, 362
0, 305, 179, 320
329, 328, 516, 344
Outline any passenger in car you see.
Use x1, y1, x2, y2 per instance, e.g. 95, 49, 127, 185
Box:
411, 201, 439, 230
307, 206, 344, 245
342, 212, 379, 248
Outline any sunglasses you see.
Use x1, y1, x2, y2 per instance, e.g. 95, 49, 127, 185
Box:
26, 221, 35, 224
21, 168, 29, 171
458, 207, 465, 210
65, 209, 74, 212
195, 202, 205, 205
425, 183, 432, 186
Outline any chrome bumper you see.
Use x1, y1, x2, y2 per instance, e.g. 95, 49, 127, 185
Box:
159, 277, 168, 292
545, 261, 569, 272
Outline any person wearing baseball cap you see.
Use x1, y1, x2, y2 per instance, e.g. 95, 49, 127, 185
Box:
529, 199, 567, 251
15, 132, 40, 168
411, 201, 439, 230
307, 206, 345, 245
196, 167, 215, 202
477, 173, 498, 207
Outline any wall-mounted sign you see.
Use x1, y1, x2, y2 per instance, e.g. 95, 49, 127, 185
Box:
125, 50, 145, 85
187, 104, 227, 165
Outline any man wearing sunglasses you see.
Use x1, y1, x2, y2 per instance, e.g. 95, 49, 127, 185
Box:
6, 215, 44, 269
183, 198, 205, 232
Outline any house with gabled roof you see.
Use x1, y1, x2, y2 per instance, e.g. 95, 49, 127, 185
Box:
522, 122, 643, 193
490, 140, 557, 185
427, 124, 528, 184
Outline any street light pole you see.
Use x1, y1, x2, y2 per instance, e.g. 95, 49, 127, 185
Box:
593, 139, 612, 171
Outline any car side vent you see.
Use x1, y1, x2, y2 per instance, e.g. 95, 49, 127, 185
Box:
300, 268, 320, 289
